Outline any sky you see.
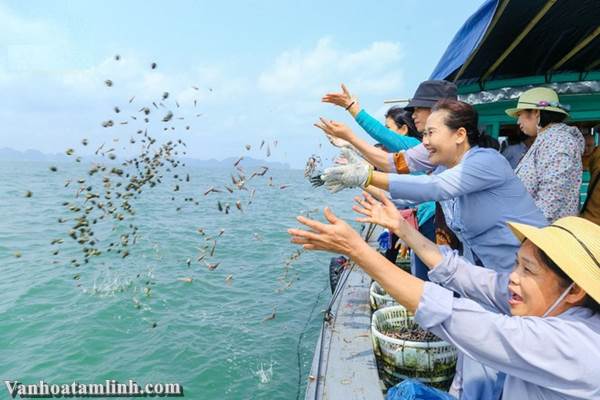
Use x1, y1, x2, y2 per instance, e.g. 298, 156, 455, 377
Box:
0, 0, 484, 168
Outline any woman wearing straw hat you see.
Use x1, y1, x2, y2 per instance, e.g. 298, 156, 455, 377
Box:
505, 87, 584, 222
288, 193, 600, 399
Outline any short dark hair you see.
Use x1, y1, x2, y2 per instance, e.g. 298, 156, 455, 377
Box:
506, 132, 529, 146
385, 106, 421, 140
536, 246, 600, 313
432, 99, 498, 149
539, 110, 567, 127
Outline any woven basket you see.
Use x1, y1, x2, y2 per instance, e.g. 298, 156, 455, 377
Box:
371, 306, 456, 389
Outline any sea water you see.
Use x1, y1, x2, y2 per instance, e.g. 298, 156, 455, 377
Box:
0, 160, 360, 399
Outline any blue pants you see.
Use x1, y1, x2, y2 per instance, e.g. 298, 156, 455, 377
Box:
452, 355, 505, 400
411, 216, 435, 281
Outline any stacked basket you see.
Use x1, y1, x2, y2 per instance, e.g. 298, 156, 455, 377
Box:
369, 280, 400, 311
371, 305, 457, 390
395, 252, 412, 273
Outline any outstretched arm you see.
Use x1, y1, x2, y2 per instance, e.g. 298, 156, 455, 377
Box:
354, 109, 420, 151
353, 191, 443, 267
321, 83, 362, 117
314, 118, 394, 172
386, 150, 507, 202
353, 190, 510, 313
287, 207, 425, 312
322, 84, 420, 151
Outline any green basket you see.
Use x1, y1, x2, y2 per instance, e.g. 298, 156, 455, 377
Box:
395, 253, 412, 273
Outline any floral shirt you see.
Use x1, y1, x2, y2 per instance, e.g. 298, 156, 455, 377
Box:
515, 123, 584, 222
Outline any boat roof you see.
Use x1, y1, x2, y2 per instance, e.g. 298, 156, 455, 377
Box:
430, 0, 600, 90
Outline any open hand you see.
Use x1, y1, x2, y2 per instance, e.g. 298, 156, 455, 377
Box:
322, 83, 357, 109
353, 191, 404, 234
288, 208, 365, 258
314, 117, 356, 142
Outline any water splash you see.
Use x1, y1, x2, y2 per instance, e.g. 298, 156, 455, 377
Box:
81, 269, 134, 297
253, 360, 275, 384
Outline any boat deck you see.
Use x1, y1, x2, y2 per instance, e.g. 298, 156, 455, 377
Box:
304, 265, 384, 400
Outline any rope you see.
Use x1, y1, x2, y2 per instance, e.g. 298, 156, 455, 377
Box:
295, 281, 330, 400
296, 223, 376, 400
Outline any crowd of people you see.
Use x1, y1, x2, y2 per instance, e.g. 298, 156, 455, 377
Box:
287, 80, 600, 399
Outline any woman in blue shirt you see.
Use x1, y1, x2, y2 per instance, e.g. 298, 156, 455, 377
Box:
315, 99, 548, 399
322, 84, 436, 280
287, 200, 600, 400
315, 99, 547, 273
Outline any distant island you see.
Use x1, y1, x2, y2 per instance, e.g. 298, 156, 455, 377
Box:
0, 147, 290, 169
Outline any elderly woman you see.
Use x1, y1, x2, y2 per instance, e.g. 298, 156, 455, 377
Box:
506, 87, 584, 222
288, 197, 600, 399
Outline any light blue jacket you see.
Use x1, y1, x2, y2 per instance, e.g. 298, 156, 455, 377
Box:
388, 144, 546, 399
354, 109, 435, 226
416, 248, 600, 400
387, 145, 547, 273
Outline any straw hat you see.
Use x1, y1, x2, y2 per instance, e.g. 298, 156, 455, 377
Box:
505, 87, 570, 118
508, 217, 600, 303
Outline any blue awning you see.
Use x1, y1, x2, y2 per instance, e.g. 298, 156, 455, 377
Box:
429, 0, 600, 86
430, 0, 499, 80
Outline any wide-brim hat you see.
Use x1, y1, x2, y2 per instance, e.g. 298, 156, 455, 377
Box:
508, 217, 600, 304
405, 80, 457, 111
505, 87, 570, 118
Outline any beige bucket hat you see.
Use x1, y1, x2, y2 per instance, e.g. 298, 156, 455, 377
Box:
508, 217, 600, 303
505, 87, 570, 118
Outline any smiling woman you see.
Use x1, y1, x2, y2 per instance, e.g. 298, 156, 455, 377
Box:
313, 98, 552, 400
288, 192, 600, 399
422, 100, 496, 165
318, 100, 546, 273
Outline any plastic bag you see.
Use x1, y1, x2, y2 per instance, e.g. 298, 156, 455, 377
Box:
377, 229, 391, 251
399, 209, 418, 231
385, 379, 456, 400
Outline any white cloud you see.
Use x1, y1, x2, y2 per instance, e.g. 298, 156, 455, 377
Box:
0, 3, 61, 43
0, 3, 71, 73
0, 5, 408, 168
251, 38, 408, 164
258, 37, 404, 98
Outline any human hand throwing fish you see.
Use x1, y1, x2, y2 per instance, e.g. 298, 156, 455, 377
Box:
310, 117, 374, 193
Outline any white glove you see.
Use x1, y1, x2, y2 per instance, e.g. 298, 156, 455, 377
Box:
322, 148, 372, 193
